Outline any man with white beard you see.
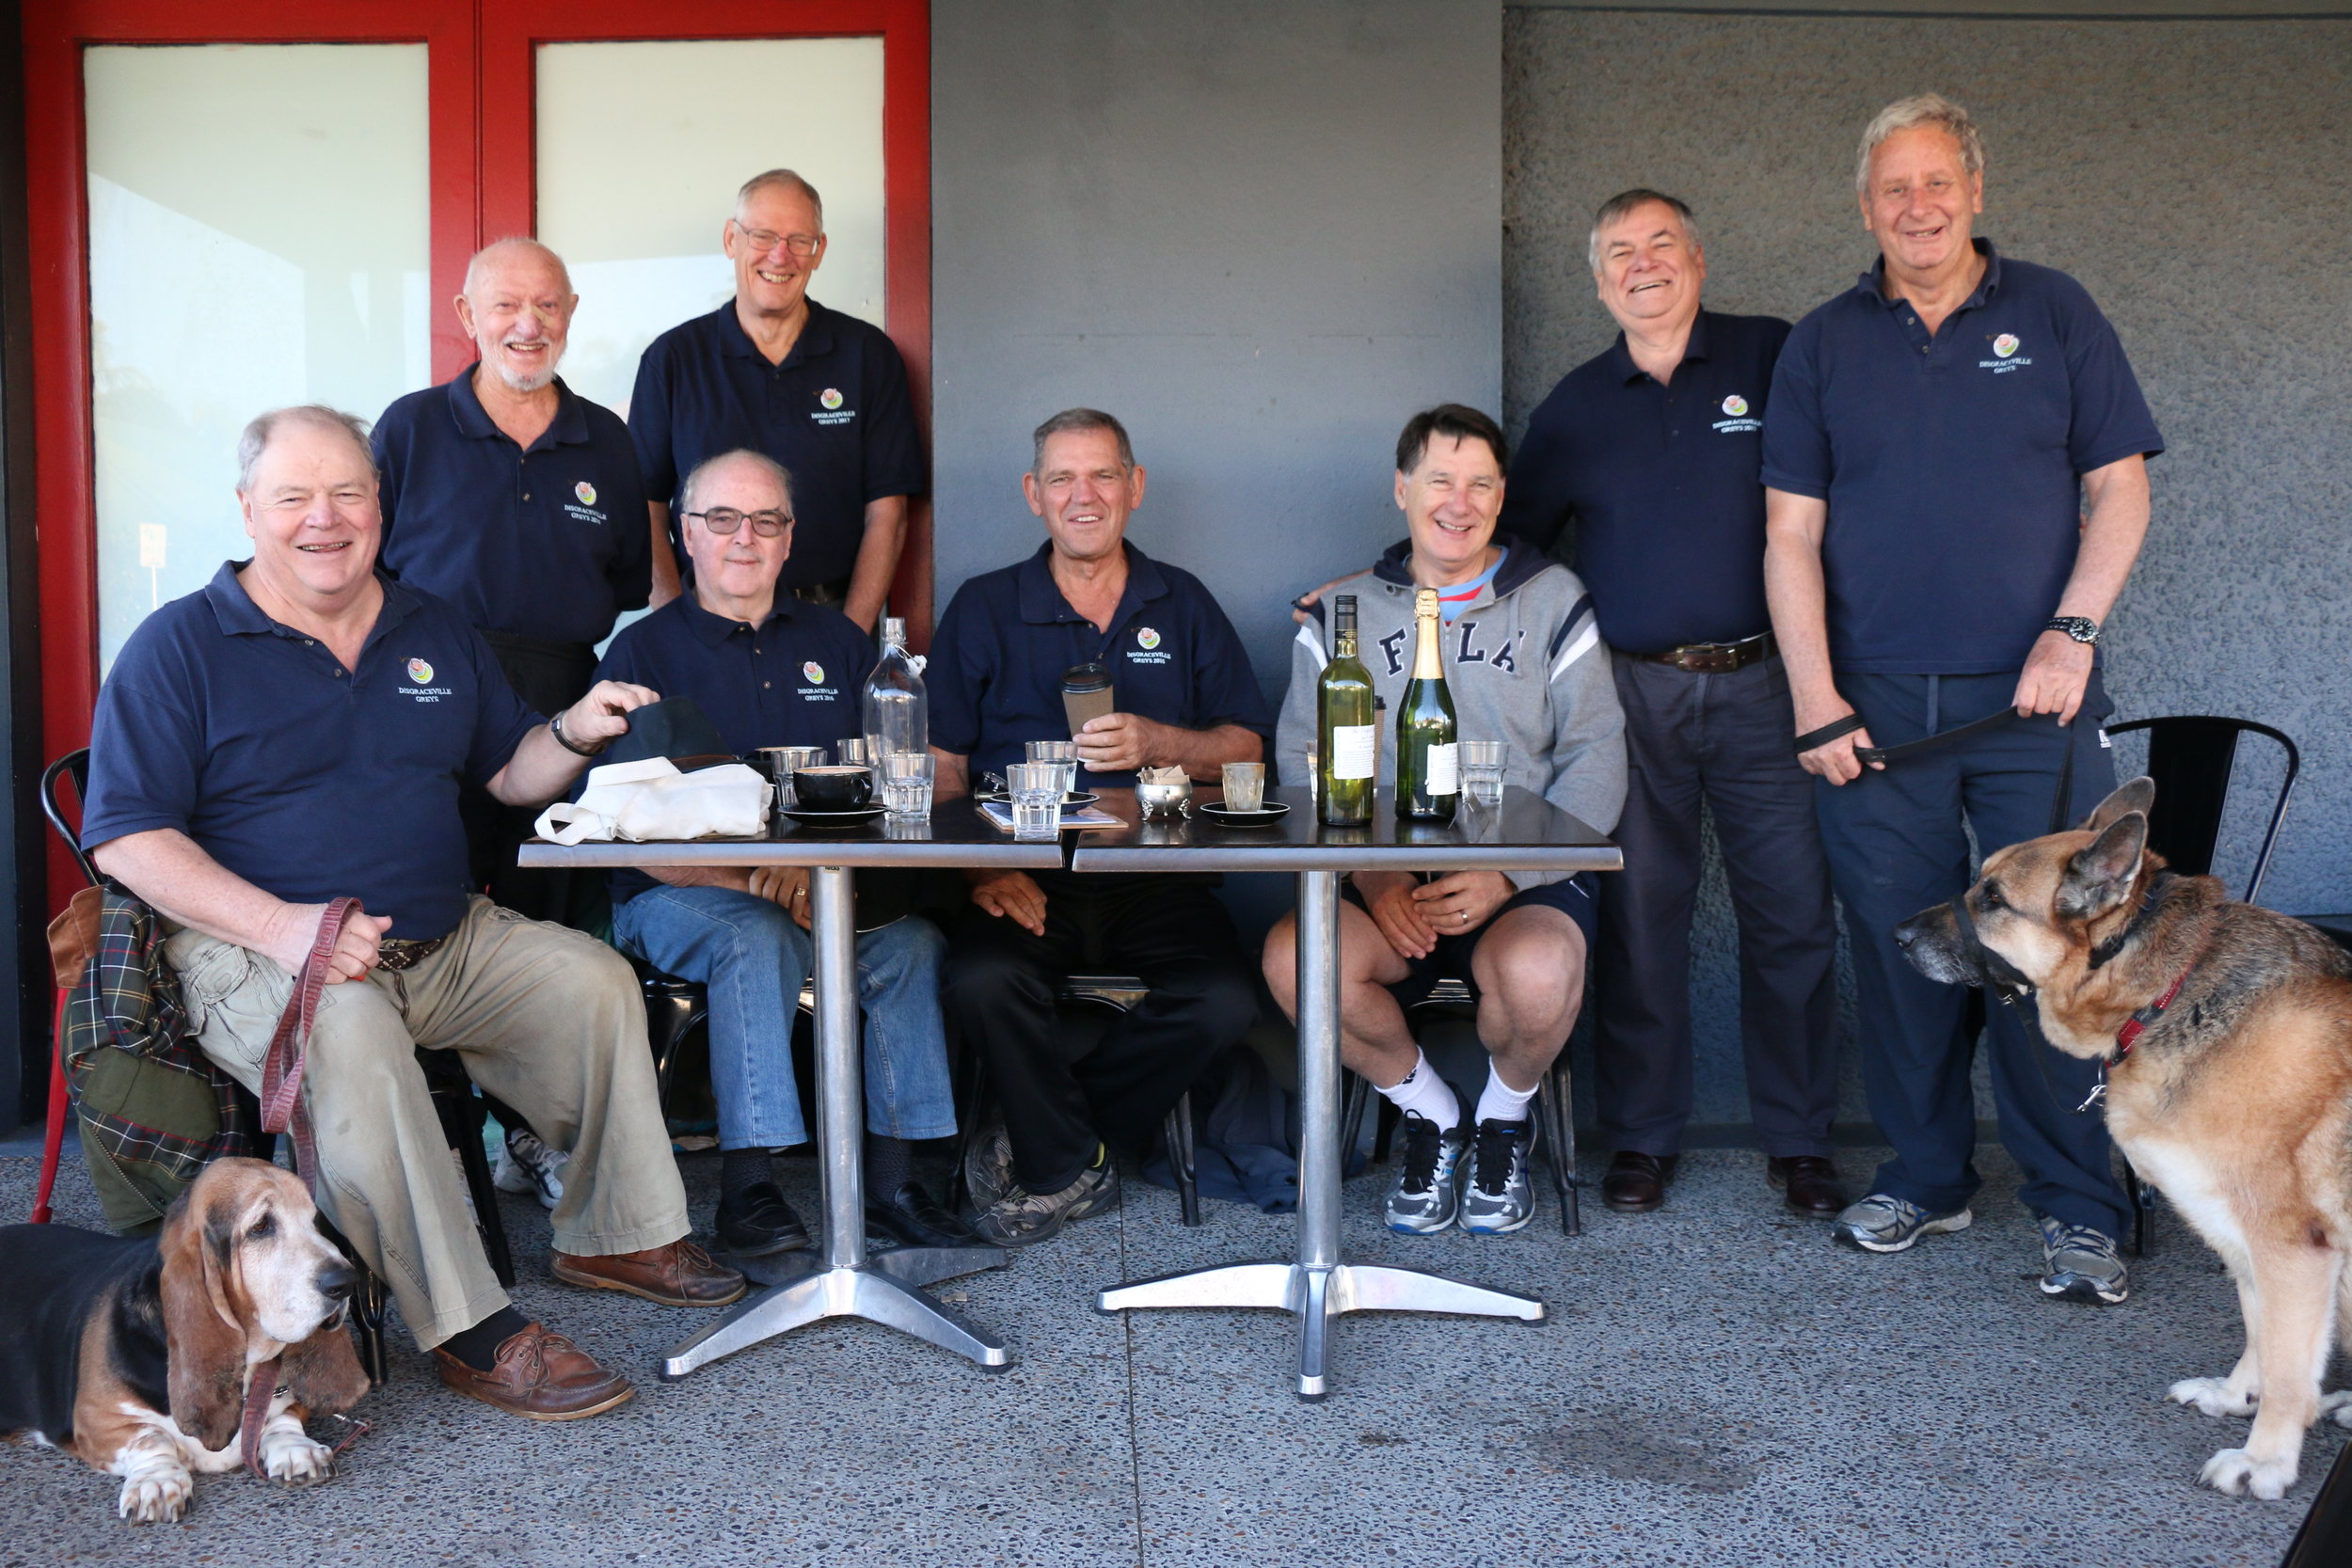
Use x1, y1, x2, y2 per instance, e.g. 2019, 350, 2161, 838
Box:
372, 237, 652, 1206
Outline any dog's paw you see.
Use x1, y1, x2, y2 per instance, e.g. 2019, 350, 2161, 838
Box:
2320, 1390, 2352, 1428
116, 1468, 191, 1524
259, 1428, 334, 1486
2200, 1447, 2296, 1500
2169, 1377, 2259, 1418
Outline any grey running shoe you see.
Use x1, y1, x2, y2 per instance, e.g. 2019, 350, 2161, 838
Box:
972, 1159, 1121, 1246
1832, 1193, 1972, 1253
2038, 1215, 2130, 1305
1385, 1114, 1469, 1235
1458, 1117, 1535, 1235
494, 1126, 568, 1212
961, 1124, 1017, 1213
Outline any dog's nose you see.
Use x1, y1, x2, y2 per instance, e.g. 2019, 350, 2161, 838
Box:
316, 1260, 357, 1303
1892, 922, 1919, 950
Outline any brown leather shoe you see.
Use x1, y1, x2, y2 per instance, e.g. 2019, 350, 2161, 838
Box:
1601, 1151, 1677, 1212
1769, 1155, 1850, 1217
551, 1238, 747, 1307
432, 1322, 634, 1421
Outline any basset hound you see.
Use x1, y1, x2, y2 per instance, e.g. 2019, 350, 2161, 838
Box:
0, 1156, 370, 1523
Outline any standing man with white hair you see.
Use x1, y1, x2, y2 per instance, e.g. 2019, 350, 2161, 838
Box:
629, 169, 923, 628
1762, 95, 2163, 1301
1502, 190, 1845, 1223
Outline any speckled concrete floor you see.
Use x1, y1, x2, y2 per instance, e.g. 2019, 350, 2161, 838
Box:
0, 1140, 2328, 1568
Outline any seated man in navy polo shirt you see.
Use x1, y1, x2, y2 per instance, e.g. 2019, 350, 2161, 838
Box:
630, 169, 924, 628
1762, 95, 2162, 1302
1502, 190, 1844, 1223
597, 449, 976, 1257
81, 405, 743, 1424
930, 408, 1271, 1246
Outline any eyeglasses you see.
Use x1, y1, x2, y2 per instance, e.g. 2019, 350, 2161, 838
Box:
683, 508, 793, 537
732, 224, 822, 260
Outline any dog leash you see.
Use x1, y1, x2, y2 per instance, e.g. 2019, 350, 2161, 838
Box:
1796, 705, 2077, 833
259, 897, 363, 1190
238, 1359, 372, 1479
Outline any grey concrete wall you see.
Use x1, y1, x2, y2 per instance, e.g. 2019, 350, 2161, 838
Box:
930, 0, 1502, 715
1505, 8, 2352, 1130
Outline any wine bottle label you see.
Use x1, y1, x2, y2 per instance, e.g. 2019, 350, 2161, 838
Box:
1331, 725, 1376, 781
1425, 742, 1459, 797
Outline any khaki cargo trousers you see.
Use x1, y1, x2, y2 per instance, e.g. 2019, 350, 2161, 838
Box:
165, 896, 688, 1350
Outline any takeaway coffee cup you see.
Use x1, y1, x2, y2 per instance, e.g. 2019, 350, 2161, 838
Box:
1062, 661, 1114, 736
792, 765, 874, 811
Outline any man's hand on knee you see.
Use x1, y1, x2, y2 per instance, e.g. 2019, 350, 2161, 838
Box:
1359, 871, 1439, 960
263, 902, 392, 983
1409, 872, 1513, 938
748, 866, 813, 931
969, 870, 1048, 936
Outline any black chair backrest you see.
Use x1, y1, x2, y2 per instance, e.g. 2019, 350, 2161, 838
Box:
2103, 717, 2298, 904
40, 748, 101, 889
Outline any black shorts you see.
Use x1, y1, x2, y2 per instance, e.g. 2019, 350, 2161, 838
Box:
1343, 872, 1598, 1008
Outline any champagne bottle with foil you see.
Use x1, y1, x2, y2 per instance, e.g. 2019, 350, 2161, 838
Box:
1317, 594, 1375, 827
1395, 588, 1459, 822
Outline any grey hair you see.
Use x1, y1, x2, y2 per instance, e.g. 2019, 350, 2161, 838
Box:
1030, 408, 1136, 477
1856, 93, 1985, 195
679, 449, 794, 519
735, 168, 825, 231
462, 237, 572, 299
235, 405, 375, 493
1586, 189, 1700, 275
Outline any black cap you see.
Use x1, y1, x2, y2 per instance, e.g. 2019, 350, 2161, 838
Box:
602, 697, 735, 771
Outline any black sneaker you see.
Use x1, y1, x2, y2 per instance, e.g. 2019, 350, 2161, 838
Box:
1384, 1113, 1468, 1235
715, 1180, 811, 1256
1458, 1117, 1534, 1235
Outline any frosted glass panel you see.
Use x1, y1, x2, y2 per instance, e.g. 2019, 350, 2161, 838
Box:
535, 38, 886, 418
85, 43, 430, 672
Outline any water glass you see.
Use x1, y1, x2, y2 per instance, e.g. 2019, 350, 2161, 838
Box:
1008, 762, 1063, 841
1460, 739, 1508, 806
835, 737, 870, 768
1220, 761, 1265, 812
1302, 743, 1321, 806
882, 751, 935, 818
758, 745, 825, 808
1026, 739, 1080, 798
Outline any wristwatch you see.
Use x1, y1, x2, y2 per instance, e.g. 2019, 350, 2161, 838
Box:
549, 710, 609, 757
2045, 616, 2101, 646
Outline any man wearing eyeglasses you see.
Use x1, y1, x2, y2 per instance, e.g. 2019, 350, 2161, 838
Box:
594, 449, 976, 1258
629, 169, 923, 631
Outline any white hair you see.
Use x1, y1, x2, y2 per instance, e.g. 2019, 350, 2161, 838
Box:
679, 449, 794, 518
235, 406, 374, 493
462, 237, 572, 300
1856, 93, 1986, 196
735, 168, 825, 231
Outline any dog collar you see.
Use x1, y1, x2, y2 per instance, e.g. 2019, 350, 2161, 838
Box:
2114, 971, 2189, 1059
2090, 872, 2178, 971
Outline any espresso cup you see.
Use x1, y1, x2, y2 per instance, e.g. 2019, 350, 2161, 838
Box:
792, 764, 874, 811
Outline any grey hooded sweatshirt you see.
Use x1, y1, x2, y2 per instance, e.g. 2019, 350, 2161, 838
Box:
1275, 538, 1626, 888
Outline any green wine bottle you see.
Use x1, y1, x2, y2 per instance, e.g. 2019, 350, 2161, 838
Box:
1396, 588, 1459, 822
1317, 594, 1375, 827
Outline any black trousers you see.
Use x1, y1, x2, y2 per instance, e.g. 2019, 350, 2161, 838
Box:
1592, 652, 1841, 1158
942, 872, 1258, 1194
464, 632, 601, 930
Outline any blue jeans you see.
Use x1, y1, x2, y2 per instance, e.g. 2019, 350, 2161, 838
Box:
612, 886, 957, 1149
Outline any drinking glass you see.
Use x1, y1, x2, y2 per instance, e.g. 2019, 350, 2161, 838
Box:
1460, 739, 1508, 806
882, 751, 935, 818
1220, 761, 1265, 813
835, 737, 870, 768
758, 745, 825, 808
1008, 762, 1063, 840
1026, 739, 1080, 798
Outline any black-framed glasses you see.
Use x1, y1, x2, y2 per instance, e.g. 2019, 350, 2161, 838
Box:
732, 223, 821, 260
683, 507, 793, 537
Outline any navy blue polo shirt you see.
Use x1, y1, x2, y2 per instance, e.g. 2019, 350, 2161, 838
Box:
81, 564, 540, 941
1502, 310, 1789, 655
629, 298, 925, 591
1761, 241, 2163, 674
929, 542, 1273, 790
592, 592, 875, 904
373, 371, 650, 646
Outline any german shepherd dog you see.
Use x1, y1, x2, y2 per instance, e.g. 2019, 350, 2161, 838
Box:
1893, 777, 2352, 1499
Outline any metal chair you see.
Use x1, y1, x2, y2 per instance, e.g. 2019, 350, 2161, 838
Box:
637, 969, 818, 1117
1340, 976, 1582, 1235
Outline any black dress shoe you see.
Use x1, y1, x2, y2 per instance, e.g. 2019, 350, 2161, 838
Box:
1601, 1151, 1677, 1212
715, 1180, 811, 1256
1768, 1155, 1850, 1218
866, 1180, 986, 1249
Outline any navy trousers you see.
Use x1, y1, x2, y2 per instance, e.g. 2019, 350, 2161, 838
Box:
1814, 670, 2129, 1237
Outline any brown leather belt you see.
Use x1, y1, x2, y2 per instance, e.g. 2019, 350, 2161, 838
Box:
1636, 631, 1775, 674
375, 934, 449, 973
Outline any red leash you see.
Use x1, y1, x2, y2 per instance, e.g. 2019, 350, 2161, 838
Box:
259, 898, 364, 1189
31, 988, 72, 1224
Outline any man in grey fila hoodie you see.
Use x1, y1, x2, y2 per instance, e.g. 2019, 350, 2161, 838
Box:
1265, 404, 1626, 1237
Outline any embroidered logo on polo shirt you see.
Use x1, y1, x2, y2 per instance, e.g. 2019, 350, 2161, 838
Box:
820, 388, 844, 410
811, 388, 857, 429
803, 661, 825, 684
575, 481, 597, 506
1720, 395, 1748, 417
404, 657, 453, 703
1710, 393, 1762, 436
1137, 627, 1161, 649
406, 658, 434, 685
1129, 626, 1171, 666
1994, 334, 2020, 357
1978, 332, 2033, 374
562, 481, 608, 526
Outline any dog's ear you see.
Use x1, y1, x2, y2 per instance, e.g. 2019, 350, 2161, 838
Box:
282, 1320, 369, 1418
2058, 811, 2149, 922
158, 1177, 249, 1450
2082, 776, 2154, 834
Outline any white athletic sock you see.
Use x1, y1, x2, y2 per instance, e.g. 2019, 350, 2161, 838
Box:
1474, 1065, 1539, 1125
1376, 1051, 1461, 1132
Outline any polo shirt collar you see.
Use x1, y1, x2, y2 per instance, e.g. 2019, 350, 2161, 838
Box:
202, 560, 421, 640
446, 367, 591, 450
1856, 237, 2004, 310
1015, 540, 1168, 625
1608, 309, 1714, 385
715, 295, 840, 371
679, 588, 798, 646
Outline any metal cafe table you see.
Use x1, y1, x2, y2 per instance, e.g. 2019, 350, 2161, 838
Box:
1072, 784, 1621, 1401
520, 799, 1059, 1379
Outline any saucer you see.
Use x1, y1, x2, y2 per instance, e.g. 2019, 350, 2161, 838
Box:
1199, 800, 1291, 827
778, 805, 887, 830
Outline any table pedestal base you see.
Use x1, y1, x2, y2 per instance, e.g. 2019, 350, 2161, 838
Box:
1096, 1259, 1542, 1401
662, 1244, 1013, 1380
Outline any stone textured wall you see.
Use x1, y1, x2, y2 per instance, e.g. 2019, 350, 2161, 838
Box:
1504, 8, 2352, 1131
